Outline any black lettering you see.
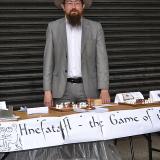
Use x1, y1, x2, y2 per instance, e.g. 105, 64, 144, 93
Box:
143, 109, 153, 124
28, 128, 35, 134
143, 116, 148, 121
57, 126, 61, 132
51, 125, 57, 132
157, 110, 160, 120
119, 118, 124, 124
134, 117, 139, 122
109, 114, 118, 125
89, 116, 104, 128
35, 128, 41, 134
46, 127, 52, 133
146, 109, 153, 124
19, 123, 28, 136
124, 117, 134, 123
110, 113, 139, 125
62, 117, 72, 136
40, 119, 46, 140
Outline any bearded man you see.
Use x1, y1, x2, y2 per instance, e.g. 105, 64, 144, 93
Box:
42, 1, 122, 160
43, 0, 110, 107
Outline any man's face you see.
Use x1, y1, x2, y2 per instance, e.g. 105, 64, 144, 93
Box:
61, 0, 85, 26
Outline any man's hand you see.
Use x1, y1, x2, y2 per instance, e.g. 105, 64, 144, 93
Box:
100, 89, 110, 104
44, 91, 53, 107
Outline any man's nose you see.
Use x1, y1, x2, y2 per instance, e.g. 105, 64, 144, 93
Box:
71, 3, 76, 8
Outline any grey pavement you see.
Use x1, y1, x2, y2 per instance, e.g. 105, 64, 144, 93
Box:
116, 133, 160, 160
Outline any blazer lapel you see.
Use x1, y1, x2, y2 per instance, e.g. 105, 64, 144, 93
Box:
81, 18, 89, 56
58, 18, 68, 71
59, 18, 68, 56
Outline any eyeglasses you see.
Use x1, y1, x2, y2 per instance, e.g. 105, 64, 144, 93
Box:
65, 0, 82, 6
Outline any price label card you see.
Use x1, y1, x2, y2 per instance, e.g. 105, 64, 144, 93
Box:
114, 92, 144, 103
0, 101, 7, 110
150, 90, 160, 102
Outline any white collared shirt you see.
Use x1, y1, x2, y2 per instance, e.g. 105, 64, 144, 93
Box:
66, 21, 82, 78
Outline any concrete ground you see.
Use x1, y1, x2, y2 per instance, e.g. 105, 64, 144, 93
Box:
116, 133, 160, 160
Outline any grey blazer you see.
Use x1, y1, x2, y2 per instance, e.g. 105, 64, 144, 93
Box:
43, 18, 109, 98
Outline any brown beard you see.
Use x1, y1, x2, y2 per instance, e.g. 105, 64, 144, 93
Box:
66, 9, 82, 26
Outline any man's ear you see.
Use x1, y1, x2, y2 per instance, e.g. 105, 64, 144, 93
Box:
83, 4, 85, 9
61, 4, 65, 10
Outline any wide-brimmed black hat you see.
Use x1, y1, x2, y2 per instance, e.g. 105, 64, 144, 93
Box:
54, 0, 93, 9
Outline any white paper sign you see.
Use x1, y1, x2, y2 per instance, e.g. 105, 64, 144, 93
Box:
27, 107, 48, 115
114, 92, 144, 103
149, 90, 160, 102
0, 101, 7, 110
0, 107, 160, 153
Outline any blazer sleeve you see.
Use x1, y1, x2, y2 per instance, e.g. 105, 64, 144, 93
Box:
43, 23, 54, 91
96, 23, 109, 89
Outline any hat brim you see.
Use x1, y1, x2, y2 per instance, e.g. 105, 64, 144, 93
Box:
54, 0, 93, 9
